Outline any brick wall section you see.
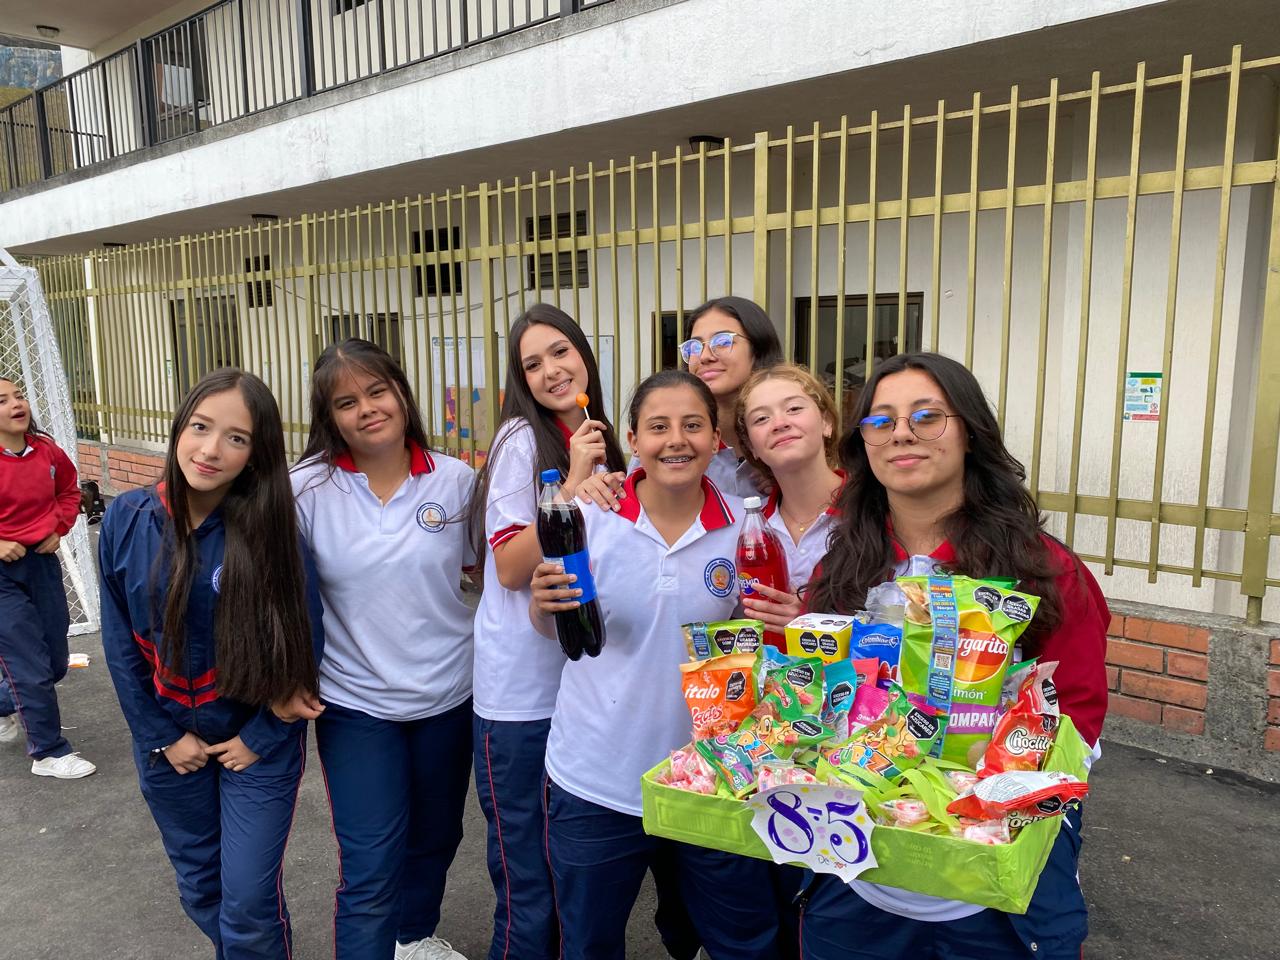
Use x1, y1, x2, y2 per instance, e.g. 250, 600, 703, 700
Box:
76, 441, 164, 493
1106, 613, 1211, 737
1268, 639, 1280, 753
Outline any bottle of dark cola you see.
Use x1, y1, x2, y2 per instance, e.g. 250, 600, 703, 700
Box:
536, 469, 606, 660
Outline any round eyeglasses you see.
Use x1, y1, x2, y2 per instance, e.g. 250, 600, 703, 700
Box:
858, 408, 959, 445
678, 330, 740, 364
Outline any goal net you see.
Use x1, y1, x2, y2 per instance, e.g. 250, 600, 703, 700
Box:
0, 247, 99, 636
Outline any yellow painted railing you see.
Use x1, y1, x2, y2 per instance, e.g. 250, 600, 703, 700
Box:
35, 46, 1280, 619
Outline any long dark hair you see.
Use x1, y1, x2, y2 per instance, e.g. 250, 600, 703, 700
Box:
0, 376, 49, 438
298, 337, 431, 477
684, 296, 783, 368
805, 352, 1062, 651
468, 303, 626, 556
159, 369, 317, 705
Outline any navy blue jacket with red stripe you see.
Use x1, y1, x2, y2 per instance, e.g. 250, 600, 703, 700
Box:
98, 486, 326, 757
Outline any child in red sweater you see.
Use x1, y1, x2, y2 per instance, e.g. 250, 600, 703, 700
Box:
0, 377, 96, 779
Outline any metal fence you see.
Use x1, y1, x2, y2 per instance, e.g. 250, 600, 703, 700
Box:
32, 46, 1280, 619
0, 0, 615, 189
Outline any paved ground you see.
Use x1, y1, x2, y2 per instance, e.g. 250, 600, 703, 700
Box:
2, 628, 1277, 959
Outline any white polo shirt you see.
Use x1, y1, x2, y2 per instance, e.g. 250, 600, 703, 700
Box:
292, 444, 475, 722
473, 418, 570, 721
544, 470, 743, 816
630, 441, 763, 499
760, 472, 843, 591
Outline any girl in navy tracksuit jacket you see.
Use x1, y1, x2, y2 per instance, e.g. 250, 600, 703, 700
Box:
99, 369, 325, 960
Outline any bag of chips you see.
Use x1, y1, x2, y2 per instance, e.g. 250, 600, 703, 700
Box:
978, 661, 1060, 776
695, 731, 777, 798
898, 576, 1038, 765
683, 619, 765, 660
821, 684, 946, 780
680, 653, 756, 740
947, 770, 1089, 822
820, 660, 860, 739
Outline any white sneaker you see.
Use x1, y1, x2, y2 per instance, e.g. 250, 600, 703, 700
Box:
31, 752, 97, 779
394, 938, 467, 960
0, 715, 19, 744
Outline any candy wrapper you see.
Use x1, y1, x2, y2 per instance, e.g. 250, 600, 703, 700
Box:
953, 818, 1012, 845
681, 653, 756, 740
821, 684, 945, 780
755, 760, 819, 791
947, 770, 1088, 822
877, 798, 930, 827
742, 656, 835, 758
978, 661, 1060, 776
898, 576, 1039, 765
695, 731, 776, 798
656, 745, 718, 795
760, 657, 824, 710
683, 619, 765, 660
820, 660, 860, 739
944, 770, 981, 795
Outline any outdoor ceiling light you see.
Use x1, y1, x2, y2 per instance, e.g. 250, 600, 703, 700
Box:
250, 213, 279, 223
688, 135, 726, 150
35, 25, 60, 39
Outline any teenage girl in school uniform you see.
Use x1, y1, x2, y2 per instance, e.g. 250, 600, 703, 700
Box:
99, 369, 324, 960
799, 352, 1108, 960
530, 369, 781, 960
0, 376, 95, 779
579, 296, 783, 510
292, 338, 474, 960
467, 303, 627, 960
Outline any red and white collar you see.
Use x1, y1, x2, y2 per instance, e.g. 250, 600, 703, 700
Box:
888, 529, 956, 564
614, 468, 736, 531
761, 468, 846, 520
333, 442, 435, 476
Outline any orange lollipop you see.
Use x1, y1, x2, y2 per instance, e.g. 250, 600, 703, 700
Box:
575, 393, 590, 410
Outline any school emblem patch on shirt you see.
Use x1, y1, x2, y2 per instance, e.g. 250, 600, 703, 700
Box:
416, 501, 447, 532
704, 558, 736, 598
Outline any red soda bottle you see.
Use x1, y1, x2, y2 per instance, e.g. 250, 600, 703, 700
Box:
736, 495, 791, 650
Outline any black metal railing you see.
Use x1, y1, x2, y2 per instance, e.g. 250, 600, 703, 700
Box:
0, 0, 616, 194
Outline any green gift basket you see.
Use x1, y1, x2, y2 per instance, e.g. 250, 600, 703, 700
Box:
641, 715, 1089, 914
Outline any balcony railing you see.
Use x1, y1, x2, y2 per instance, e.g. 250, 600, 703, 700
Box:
0, 0, 614, 194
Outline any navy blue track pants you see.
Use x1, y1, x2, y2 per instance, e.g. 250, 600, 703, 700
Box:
472, 715, 560, 960
545, 781, 783, 960
0, 551, 71, 760
133, 725, 307, 960
317, 698, 472, 959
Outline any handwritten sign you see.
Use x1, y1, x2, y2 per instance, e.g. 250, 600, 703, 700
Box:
746, 784, 877, 882
1123, 372, 1162, 422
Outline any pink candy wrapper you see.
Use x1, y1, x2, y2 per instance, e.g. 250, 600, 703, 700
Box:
657, 746, 718, 795
755, 761, 818, 791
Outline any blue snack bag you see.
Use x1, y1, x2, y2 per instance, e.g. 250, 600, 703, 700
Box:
850, 621, 903, 684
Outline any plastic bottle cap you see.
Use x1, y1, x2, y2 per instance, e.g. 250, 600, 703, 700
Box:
540, 469, 561, 483
743, 496, 762, 509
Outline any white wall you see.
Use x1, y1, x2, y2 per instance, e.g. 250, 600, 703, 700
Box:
0, 0, 1168, 249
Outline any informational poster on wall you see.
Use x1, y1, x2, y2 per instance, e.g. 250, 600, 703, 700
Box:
1123, 371, 1162, 422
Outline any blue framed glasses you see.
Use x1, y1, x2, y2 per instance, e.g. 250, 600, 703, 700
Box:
678, 330, 739, 363
858, 408, 959, 445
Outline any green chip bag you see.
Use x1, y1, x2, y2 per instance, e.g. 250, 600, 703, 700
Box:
898, 575, 1039, 765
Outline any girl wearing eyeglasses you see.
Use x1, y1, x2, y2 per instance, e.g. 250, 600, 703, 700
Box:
798, 352, 1108, 960
580, 298, 783, 512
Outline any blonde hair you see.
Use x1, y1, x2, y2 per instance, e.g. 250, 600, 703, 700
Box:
735, 363, 839, 489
